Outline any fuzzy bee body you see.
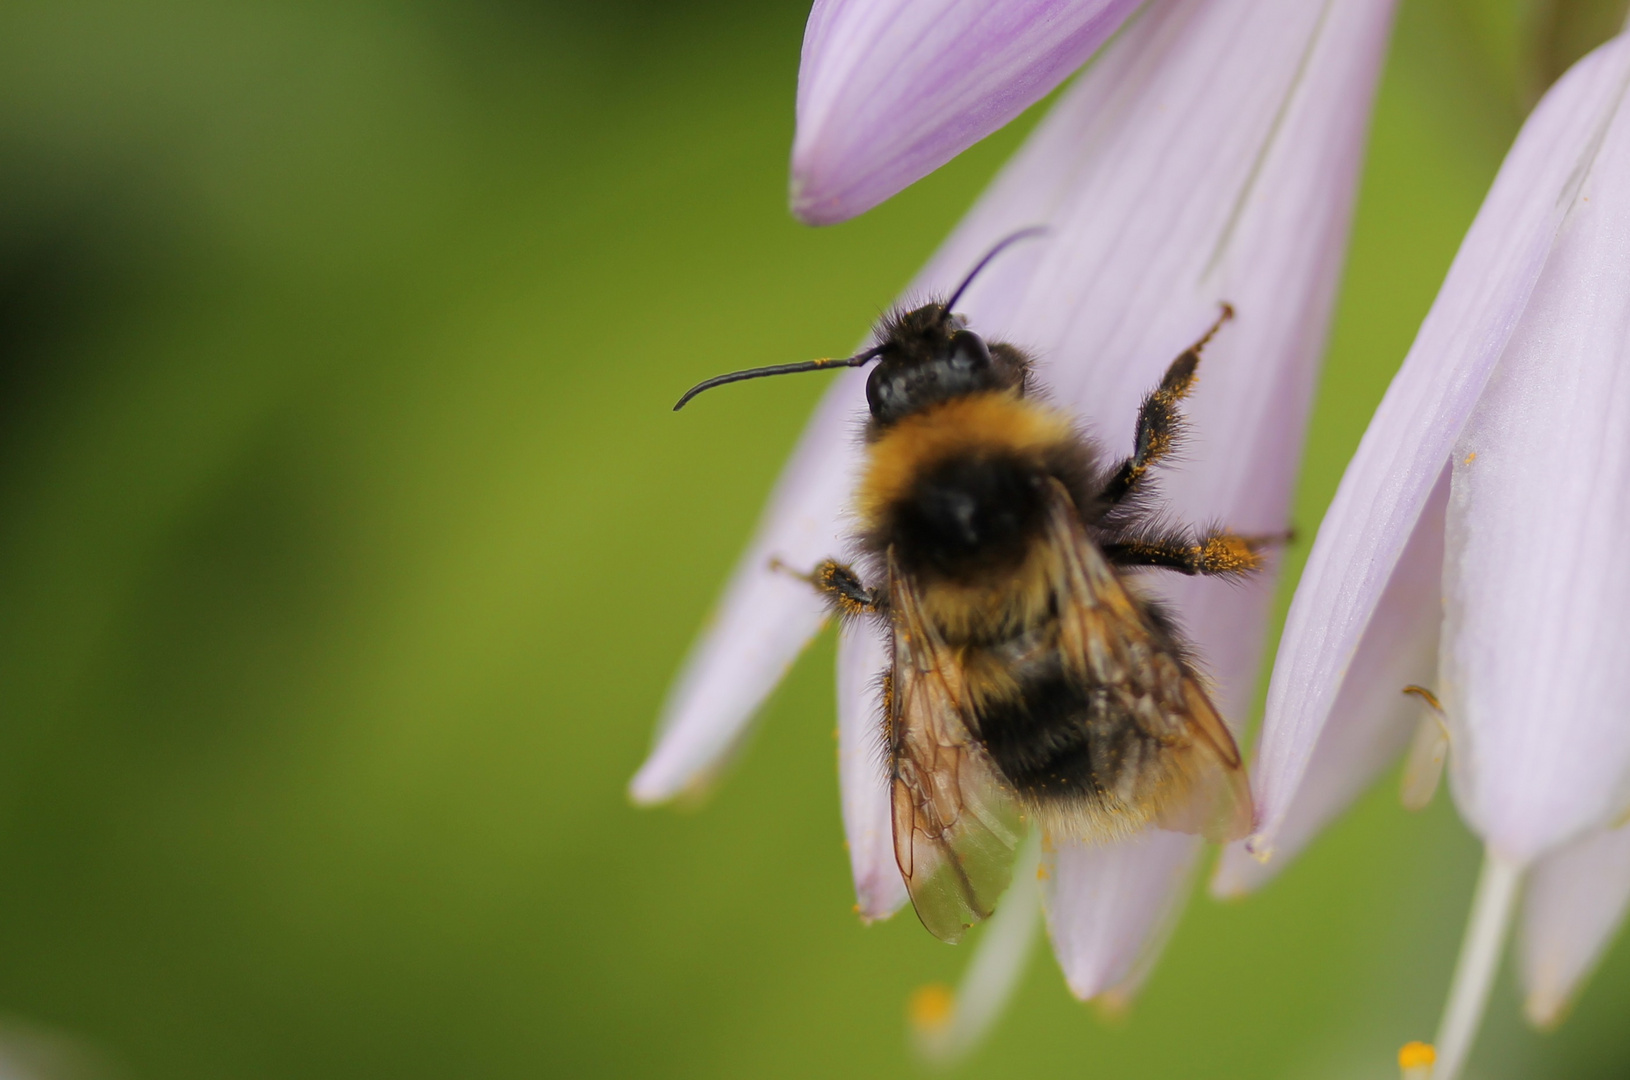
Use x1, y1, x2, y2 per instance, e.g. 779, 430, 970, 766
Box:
846, 305, 1257, 940
676, 237, 1267, 943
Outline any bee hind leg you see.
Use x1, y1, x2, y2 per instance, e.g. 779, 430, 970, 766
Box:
1102, 526, 1289, 578
1100, 303, 1234, 505
770, 557, 887, 616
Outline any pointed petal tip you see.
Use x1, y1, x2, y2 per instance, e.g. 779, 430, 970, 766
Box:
789, 198, 848, 228
855, 904, 900, 926
626, 763, 674, 807
1061, 971, 1107, 1003
1517, 824, 1630, 1031
788, 170, 856, 227
1206, 866, 1249, 902
853, 865, 909, 922
792, 0, 1145, 227
1523, 986, 1569, 1031
627, 757, 719, 808
1209, 838, 1279, 899
626, 774, 663, 807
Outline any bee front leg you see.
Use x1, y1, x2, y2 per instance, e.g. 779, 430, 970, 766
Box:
1102, 527, 1289, 578
1101, 303, 1234, 506
770, 557, 887, 617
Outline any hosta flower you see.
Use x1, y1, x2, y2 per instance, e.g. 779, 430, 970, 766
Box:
634, 0, 1396, 1046
1245, 29, 1630, 1080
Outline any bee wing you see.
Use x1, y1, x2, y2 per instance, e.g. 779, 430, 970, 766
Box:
1042, 479, 1254, 843
886, 549, 1026, 944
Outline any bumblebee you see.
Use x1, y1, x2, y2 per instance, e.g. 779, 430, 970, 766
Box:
677, 233, 1266, 942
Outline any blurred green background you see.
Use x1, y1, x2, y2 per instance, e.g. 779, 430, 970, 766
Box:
0, 0, 1627, 1077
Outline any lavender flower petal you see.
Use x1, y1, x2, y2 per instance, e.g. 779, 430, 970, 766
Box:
909, 0, 1395, 988
836, 619, 908, 919
1250, 35, 1630, 856
791, 0, 1141, 225
1212, 468, 1447, 897
1520, 823, 1630, 1027
1043, 829, 1200, 1000
1440, 78, 1630, 862
629, 373, 866, 804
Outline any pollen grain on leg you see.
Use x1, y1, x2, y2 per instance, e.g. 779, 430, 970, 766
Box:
1197, 534, 1262, 573
1398, 1040, 1435, 1080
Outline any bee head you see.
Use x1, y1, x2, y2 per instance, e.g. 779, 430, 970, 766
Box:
864, 306, 1019, 427
672, 227, 1044, 414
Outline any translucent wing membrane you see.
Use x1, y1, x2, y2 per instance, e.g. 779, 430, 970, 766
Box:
887, 550, 1026, 943
1042, 480, 1253, 844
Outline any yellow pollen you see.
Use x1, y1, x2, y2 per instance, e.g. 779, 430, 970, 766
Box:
1398, 1041, 1435, 1079
1463, 451, 1476, 465
908, 983, 955, 1031
1398, 1041, 1434, 1066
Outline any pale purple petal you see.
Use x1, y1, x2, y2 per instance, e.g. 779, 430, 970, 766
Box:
1251, 36, 1630, 855
836, 619, 908, 919
629, 373, 866, 804
827, 0, 1392, 984
1520, 822, 1630, 1027
1440, 74, 1630, 862
791, 0, 1141, 225
904, 0, 1395, 978
1042, 829, 1200, 1000
1213, 468, 1447, 897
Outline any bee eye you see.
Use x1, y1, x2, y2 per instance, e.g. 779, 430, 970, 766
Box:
864, 330, 1000, 426
866, 363, 907, 421
946, 330, 991, 372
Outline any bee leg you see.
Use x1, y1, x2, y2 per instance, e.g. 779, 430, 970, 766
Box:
771, 557, 886, 616
1102, 526, 1287, 577
1100, 302, 1234, 505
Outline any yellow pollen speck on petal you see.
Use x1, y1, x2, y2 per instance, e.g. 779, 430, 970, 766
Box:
1398, 1041, 1435, 1080
1463, 451, 1477, 465
1036, 861, 1051, 881
909, 984, 955, 1032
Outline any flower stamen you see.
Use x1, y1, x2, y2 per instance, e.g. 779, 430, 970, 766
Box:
1429, 850, 1524, 1080
1400, 685, 1450, 811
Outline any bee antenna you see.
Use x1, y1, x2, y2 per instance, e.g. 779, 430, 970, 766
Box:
673, 346, 884, 411
940, 225, 1048, 318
